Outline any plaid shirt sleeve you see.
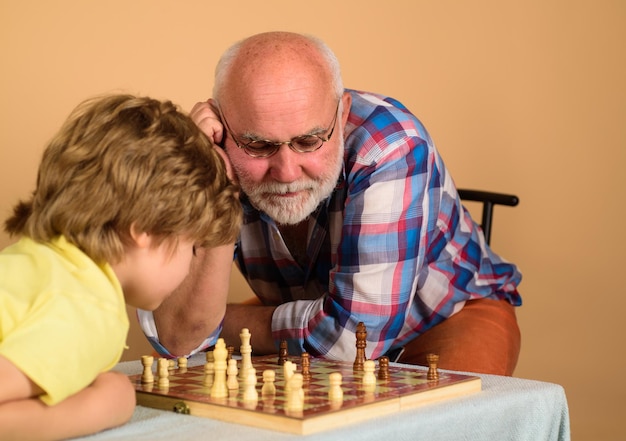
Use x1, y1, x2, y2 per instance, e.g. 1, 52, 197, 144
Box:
136, 308, 221, 358
271, 90, 521, 360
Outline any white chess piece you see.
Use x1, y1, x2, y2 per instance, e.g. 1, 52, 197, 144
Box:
227, 359, 239, 390
141, 355, 154, 384
328, 372, 343, 402
242, 368, 258, 402
210, 338, 228, 398
239, 328, 253, 380
286, 373, 304, 411
261, 369, 276, 396
157, 358, 169, 388
283, 360, 296, 394
362, 360, 377, 386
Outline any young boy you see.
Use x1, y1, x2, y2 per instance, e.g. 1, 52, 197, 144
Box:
0, 94, 242, 440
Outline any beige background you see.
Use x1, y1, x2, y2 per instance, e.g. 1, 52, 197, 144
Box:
1, 1, 624, 439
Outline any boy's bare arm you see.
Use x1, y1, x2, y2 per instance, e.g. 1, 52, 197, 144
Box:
153, 244, 234, 356
0, 371, 135, 441
0, 356, 43, 404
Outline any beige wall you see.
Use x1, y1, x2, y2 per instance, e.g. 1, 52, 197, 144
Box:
1, 1, 624, 439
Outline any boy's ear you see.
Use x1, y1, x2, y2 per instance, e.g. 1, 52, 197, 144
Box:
129, 223, 151, 248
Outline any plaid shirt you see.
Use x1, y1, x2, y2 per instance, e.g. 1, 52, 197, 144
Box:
139, 89, 521, 359
236, 90, 521, 360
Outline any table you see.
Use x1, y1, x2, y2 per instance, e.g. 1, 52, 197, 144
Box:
76, 355, 570, 441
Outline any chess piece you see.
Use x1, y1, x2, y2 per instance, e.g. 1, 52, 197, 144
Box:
362, 360, 377, 388
141, 355, 154, 384
301, 352, 312, 382
353, 321, 367, 372
203, 361, 214, 387
427, 353, 440, 381
278, 340, 289, 365
204, 351, 214, 387
227, 345, 234, 361
242, 368, 258, 403
205, 350, 214, 363
286, 373, 304, 412
178, 356, 188, 373
262, 394, 276, 413
239, 328, 253, 381
328, 372, 343, 402
283, 361, 296, 394
157, 358, 169, 388
378, 356, 390, 381
261, 369, 276, 397
227, 358, 239, 390
210, 338, 228, 398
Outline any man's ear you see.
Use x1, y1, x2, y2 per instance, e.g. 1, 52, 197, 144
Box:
340, 91, 352, 129
129, 223, 151, 248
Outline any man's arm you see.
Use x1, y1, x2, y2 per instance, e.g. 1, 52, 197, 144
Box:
152, 244, 234, 356
221, 303, 277, 354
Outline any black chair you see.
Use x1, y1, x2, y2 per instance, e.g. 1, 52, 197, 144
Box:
457, 189, 519, 245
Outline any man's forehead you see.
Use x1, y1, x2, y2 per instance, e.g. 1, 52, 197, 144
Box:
231, 103, 331, 141
225, 87, 334, 122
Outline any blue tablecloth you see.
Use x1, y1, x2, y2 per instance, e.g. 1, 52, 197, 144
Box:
77, 355, 570, 441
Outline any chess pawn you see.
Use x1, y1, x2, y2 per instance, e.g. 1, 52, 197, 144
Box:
141, 355, 154, 384
262, 395, 276, 413
228, 388, 238, 404
178, 356, 188, 373
328, 372, 343, 402
242, 368, 258, 403
206, 350, 214, 363
261, 369, 276, 397
203, 361, 214, 387
227, 359, 239, 390
301, 352, 312, 382
362, 359, 377, 391
278, 340, 289, 365
378, 356, 390, 381
157, 358, 169, 388
286, 373, 304, 412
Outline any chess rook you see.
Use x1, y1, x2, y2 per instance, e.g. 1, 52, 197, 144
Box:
141, 355, 154, 384
426, 353, 440, 381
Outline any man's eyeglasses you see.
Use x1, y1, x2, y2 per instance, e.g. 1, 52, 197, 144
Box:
219, 100, 340, 158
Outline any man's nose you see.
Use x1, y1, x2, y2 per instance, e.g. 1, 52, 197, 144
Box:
268, 145, 303, 182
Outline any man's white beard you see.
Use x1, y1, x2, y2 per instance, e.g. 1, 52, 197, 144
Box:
236, 139, 344, 225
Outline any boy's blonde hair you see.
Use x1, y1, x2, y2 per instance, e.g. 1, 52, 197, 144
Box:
5, 94, 242, 263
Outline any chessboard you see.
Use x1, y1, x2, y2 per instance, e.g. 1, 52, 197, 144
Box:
129, 350, 481, 435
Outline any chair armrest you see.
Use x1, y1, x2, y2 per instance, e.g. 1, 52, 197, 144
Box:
457, 189, 519, 245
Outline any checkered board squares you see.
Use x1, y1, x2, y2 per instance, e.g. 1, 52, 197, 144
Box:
129, 355, 481, 435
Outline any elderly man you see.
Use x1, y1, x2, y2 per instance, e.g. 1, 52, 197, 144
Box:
142, 31, 522, 375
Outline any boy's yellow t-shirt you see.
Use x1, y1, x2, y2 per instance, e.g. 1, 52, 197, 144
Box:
0, 236, 129, 405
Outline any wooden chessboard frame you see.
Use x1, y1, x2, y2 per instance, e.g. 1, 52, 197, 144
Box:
130, 355, 481, 435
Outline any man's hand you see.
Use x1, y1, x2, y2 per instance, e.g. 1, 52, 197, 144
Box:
222, 303, 277, 355
190, 99, 224, 145
190, 99, 236, 184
